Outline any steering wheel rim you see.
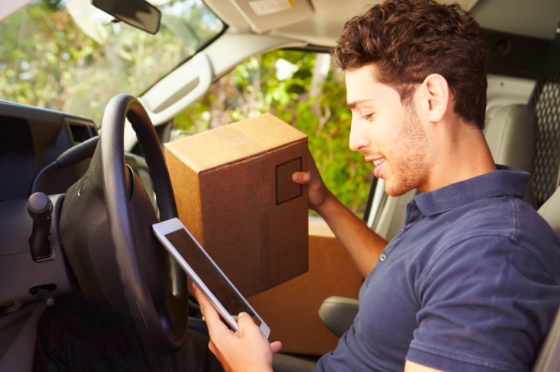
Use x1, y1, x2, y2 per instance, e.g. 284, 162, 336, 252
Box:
100, 94, 187, 353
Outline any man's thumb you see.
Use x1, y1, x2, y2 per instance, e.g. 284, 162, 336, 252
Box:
236, 312, 255, 328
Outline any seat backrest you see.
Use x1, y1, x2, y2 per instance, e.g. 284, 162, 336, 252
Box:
485, 104, 536, 175
538, 187, 560, 237
531, 188, 560, 372
485, 104, 537, 206
523, 34, 560, 369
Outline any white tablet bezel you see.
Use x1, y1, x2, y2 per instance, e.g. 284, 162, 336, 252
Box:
152, 217, 270, 338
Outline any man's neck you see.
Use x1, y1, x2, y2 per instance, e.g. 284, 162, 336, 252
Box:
421, 121, 497, 193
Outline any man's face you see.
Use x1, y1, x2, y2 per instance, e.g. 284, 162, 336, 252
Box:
346, 66, 432, 196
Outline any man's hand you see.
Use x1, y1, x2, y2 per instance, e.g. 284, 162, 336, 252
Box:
292, 147, 388, 277
192, 283, 282, 372
292, 149, 332, 212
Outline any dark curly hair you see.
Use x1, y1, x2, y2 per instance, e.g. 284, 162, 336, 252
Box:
332, 0, 488, 129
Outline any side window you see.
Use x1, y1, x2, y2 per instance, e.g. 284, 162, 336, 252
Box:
173, 50, 372, 216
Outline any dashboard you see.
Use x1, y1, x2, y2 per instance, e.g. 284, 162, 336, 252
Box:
0, 102, 100, 309
0, 101, 98, 202
0, 101, 155, 310
0, 101, 101, 309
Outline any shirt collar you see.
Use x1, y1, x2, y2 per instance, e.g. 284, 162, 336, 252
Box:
413, 165, 530, 217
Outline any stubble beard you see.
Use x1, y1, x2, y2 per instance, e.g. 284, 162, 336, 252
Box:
384, 107, 430, 197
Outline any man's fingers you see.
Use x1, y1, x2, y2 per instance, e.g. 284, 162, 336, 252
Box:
192, 283, 213, 314
235, 312, 260, 337
292, 171, 311, 184
192, 283, 231, 337
208, 340, 218, 355
270, 341, 283, 354
237, 313, 282, 354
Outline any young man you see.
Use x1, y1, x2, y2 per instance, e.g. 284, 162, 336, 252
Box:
193, 0, 560, 371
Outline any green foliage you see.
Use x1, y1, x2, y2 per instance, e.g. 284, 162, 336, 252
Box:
0, 0, 223, 126
174, 51, 373, 216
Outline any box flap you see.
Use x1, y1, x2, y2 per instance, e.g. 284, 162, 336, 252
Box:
164, 113, 307, 173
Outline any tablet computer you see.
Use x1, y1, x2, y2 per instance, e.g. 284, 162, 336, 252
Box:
152, 217, 270, 338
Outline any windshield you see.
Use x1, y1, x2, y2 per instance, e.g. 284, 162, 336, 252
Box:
0, 0, 224, 126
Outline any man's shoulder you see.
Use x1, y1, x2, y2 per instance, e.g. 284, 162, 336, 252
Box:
423, 195, 560, 281
439, 194, 556, 245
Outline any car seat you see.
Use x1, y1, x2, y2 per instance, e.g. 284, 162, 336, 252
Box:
531, 186, 560, 372
529, 64, 560, 372
485, 104, 537, 205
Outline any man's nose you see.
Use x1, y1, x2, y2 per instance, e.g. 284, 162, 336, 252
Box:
349, 121, 370, 152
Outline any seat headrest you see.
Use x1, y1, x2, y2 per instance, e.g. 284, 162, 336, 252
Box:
538, 188, 560, 239
485, 104, 536, 174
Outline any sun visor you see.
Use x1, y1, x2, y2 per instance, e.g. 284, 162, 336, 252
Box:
230, 0, 314, 33
0, 0, 32, 21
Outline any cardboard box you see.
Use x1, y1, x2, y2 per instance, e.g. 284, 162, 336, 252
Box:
165, 113, 309, 296
248, 219, 363, 355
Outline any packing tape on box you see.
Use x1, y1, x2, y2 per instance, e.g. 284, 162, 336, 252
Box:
213, 126, 265, 156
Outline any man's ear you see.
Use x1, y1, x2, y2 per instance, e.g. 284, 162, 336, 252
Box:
420, 74, 450, 122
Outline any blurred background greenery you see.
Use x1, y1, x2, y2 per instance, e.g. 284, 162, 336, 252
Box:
0, 0, 373, 216
0, 0, 221, 124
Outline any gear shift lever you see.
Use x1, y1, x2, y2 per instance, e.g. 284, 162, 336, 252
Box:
27, 192, 53, 260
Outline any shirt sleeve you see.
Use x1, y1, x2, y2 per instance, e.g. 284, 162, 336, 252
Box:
406, 235, 560, 372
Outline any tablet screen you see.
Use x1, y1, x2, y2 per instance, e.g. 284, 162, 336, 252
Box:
165, 228, 261, 326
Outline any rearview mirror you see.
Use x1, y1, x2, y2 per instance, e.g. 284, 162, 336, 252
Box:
92, 0, 161, 35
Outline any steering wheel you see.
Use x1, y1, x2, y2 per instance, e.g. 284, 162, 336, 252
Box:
59, 94, 188, 354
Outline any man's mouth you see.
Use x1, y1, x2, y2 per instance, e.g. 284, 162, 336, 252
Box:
367, 157, 385, 178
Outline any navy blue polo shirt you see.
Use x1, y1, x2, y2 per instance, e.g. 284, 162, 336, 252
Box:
316, 166, 560, 372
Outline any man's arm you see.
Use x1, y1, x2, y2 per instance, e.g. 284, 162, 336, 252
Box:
292, 150, 388, 277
